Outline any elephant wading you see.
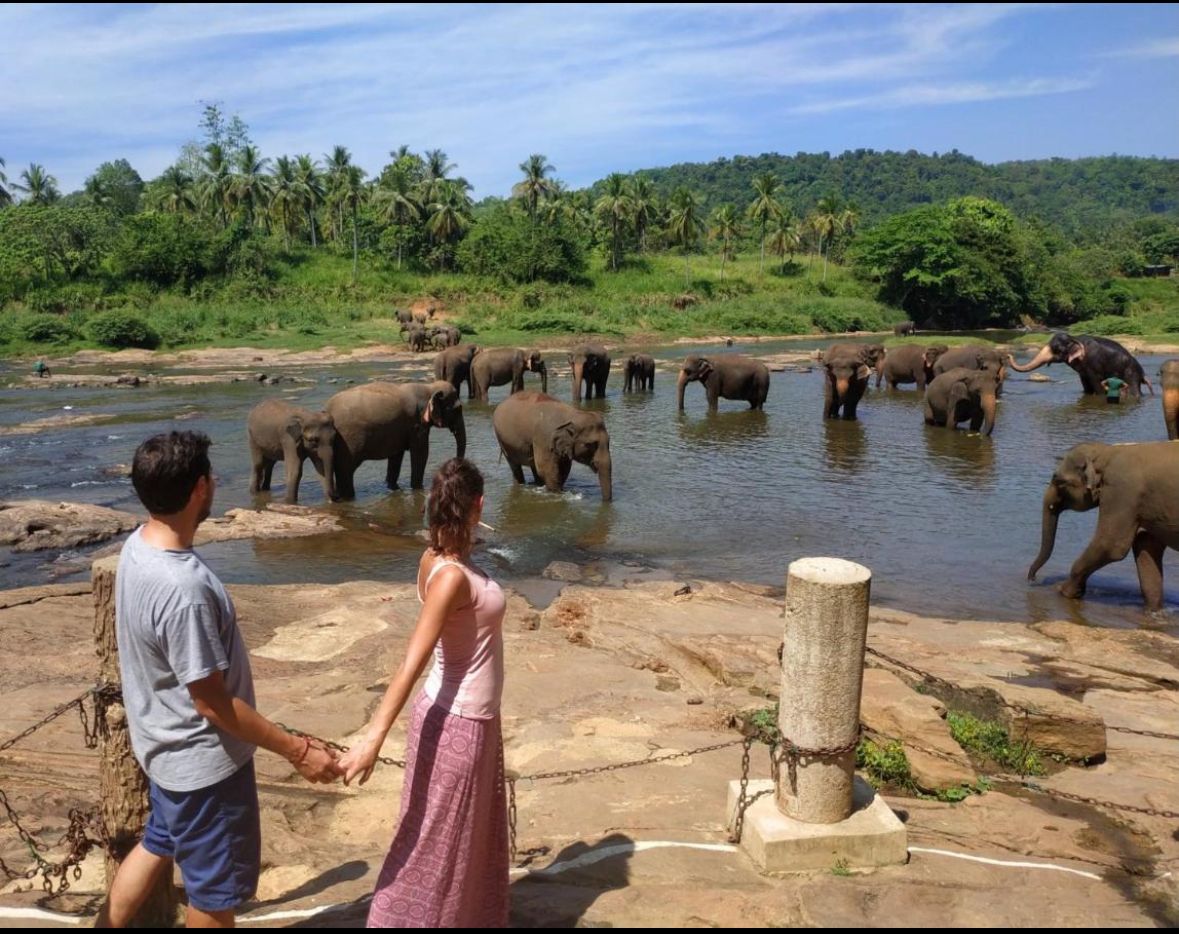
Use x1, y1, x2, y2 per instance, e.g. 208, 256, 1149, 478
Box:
569, 343, 610, 401
433, 344, 479, 399
325, 380, 466, 500
1162, 359, 1179, 439
876, 344, 948, 390
492, 391, 612, 501
924, 367, 1000, 435
470, 348, 547, 402
1008, 333, 1153, 397
246, 399, 337, 504
623, 354, 655, 392
676, 354, 768, 411
893, 321, 916, 336
1028, 441, 1179, 611
822, 343, 884, 419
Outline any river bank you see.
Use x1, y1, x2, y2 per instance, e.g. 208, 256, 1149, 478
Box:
0, 564, 1175, 927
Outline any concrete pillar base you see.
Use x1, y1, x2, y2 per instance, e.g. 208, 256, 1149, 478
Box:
726, 777, 908, 874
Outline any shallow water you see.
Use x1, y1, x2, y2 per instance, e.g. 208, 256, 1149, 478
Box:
1, 337, 1175, 632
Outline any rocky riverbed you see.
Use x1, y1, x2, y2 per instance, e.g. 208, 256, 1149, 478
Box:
0, 563, 1175, 927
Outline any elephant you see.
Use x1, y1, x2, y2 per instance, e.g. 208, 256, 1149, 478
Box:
623, 354, 655, 392
395, 308, 413, 330
875, 344, 948, 390
676, 354, 769, 412
1007, 332, 1153, 397
470, 348, 547, 402
932, 344, 1008, 396
893, 321, 917, 336
821, 343, 884, 419
406, 325, 428, 353
492, 391, 612, 501
246, 399, 337, 504
923, 367, 1000, 435
569, 343, 610, 401
1162, 360, 1179, 440
433, 344, 480, 399
1027, 441, 1179, 611
325, 380, 466, 500
428, 325, 461, 350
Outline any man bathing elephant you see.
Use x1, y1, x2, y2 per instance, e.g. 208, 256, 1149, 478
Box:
246, 399, 338, 504
924, 367, 1000, 436
1028, 441, 1179, 611
492, 391, 612, 501
1008, 332, 1152, 397
470, 348, 547, 401
876, 344, 948, 390
677, 354, 769, 412
821, 343, 884, 419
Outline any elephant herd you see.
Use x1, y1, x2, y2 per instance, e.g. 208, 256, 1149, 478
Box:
245, 329, 1179, 613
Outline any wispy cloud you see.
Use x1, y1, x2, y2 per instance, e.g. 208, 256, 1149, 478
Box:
1099, 36, 1179, 60
789, 77, 1094, 116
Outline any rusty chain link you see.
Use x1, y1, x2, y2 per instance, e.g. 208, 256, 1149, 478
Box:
1019, 781, 1179, 820
276, 723, 406, 769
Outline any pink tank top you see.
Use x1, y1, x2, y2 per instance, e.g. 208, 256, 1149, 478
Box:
419, 556, 506, 720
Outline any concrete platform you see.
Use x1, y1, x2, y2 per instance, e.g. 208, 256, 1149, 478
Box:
726, 777, 908, 874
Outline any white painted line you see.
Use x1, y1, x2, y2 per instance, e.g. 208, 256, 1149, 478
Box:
908, 846, 1103, 881
509, 840, 739, 878
0, 906, 83, 925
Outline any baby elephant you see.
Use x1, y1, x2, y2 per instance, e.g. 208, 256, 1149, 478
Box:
924, 367, 1000, 436
246, 399, 338, 503
623, 354, 655, 392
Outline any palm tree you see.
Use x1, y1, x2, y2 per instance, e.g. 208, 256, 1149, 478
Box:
373, 163, 422, 269
747, 172, 783, 274
323, 145, 353, 241
666, 187, 704, 286
0, 157, 11, 208
294, 155, 325, 247
767, 211, 801, 274
629, 175, 657, 254
709, 204, 742, 279
13, 164, 60, 205
199, 144, 233, 227
812, 195, 844, 282
340, 164, 367, 282
233, 145, 271, 229
511, 153, 556, 222
157, 165, 197, 214
426, 179, 472, 272
269, 156, 301, 251
595, 173, 632, 272
422, 148, 456, 204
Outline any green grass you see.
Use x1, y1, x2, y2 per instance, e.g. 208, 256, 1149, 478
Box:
946, 711, 1046, 776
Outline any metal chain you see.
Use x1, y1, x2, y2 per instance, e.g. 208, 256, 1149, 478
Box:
0, 688, 96, 754
1020, 782, 1179, 820
276, 723, 406, 768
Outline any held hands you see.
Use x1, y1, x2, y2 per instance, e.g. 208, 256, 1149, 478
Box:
339, 734, 382, 787
288, 737, 344, 784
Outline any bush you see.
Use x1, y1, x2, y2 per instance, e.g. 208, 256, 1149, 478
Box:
86, 309, 160, 348
20, 313, 78, 344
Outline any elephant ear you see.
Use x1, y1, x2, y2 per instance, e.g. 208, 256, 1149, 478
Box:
423, 390, 445, 425
551, 421, 576, 460
284, 415, 303, 442
698, 357, 714, 379
1082, 456, 1102, 501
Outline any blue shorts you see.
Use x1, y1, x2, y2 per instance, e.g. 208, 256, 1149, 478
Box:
142, 760, 261, 912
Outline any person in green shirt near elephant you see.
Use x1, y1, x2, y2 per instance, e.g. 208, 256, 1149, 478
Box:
1101, 376, 1126, 404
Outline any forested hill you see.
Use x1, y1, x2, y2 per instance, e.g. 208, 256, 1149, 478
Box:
592, 150, 1179, 242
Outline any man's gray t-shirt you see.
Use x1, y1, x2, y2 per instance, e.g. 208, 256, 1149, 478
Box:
116, 527, 256, 792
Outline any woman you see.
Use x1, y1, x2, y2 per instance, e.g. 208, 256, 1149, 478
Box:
340, 458, 508, 927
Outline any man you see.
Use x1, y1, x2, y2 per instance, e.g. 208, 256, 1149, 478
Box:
1101, 375, 1126, 405
33, 359, 50, 378
97, 431, 341, 928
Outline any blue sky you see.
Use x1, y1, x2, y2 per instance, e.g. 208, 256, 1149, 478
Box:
2, 3, 1177, 197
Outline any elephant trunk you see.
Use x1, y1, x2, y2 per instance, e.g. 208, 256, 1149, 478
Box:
1028, 486, 1062, 581
537, 362, 548, 395
676, 370, 690, 411
835, 376, 850, 403
317, 445, 338, 502
595, 449, 613, 502
572, 361, 584, 401
449, 409, 467, 460
980, 394, 997, 436
1008, 344, 1056, 373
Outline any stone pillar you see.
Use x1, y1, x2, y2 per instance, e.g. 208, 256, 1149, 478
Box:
93, 555, 178, 927
777, 557, 871, 823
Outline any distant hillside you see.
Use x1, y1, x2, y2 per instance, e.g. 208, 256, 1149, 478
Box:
590, 150, 1179, 242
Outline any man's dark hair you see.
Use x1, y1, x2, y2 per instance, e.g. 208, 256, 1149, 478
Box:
131, 431, 212, 515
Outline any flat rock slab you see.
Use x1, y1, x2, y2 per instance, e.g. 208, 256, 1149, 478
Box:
193, 505, 343, 546
0, 500, 139, 552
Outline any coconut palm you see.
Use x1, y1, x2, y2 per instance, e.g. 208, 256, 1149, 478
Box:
294, 155, 325, 248
157, 165, 197, 214
425, 179, 472, 272
422, 148, 456, 204
512, 153, 556, 222
709, 204, 742, 279
812, 195, 844, 282
233, 145, 271, 229
629, 175, 657, 254
373, 163, 422, 269
747, 172, 783, 274
323, 145, 353, 241
13, 164, 60, 205
595, 173, 632, 272
269, 156, 301, 250
0, 157, 11, 208
767, 211, 801, 274
340, 164, 367, 282
666, 187, 704, 285
199, 143, 233, 227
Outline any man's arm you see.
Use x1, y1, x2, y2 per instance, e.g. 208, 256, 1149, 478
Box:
188, 672, 340, 783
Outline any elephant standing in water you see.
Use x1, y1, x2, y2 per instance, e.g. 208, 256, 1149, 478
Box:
492, 391, 612, 501
1162, 360, 1179, 439
821, 343, 884, 419
1007, 333, 1152, 397
325, 380, 466, 499
470, 348, 547, 401
623, 354, 655, 392
676, 354, 768, 411
1028, 441, 1179, 611
876, 344, 948, 390
893, 321, 916, 336
433, 344, 479, 399
569, 343, 610, 401
924, 367, 1000, 435
246, 399, 337, 504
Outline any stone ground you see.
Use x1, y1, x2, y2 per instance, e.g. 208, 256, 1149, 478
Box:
0, 571, 1176, 927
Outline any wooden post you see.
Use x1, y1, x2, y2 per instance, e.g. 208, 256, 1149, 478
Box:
93, 555, 179, 927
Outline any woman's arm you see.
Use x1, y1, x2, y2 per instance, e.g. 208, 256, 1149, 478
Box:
339, 564, 470, 785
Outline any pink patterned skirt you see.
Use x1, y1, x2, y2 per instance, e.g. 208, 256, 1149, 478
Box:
367, 692, 509, 928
